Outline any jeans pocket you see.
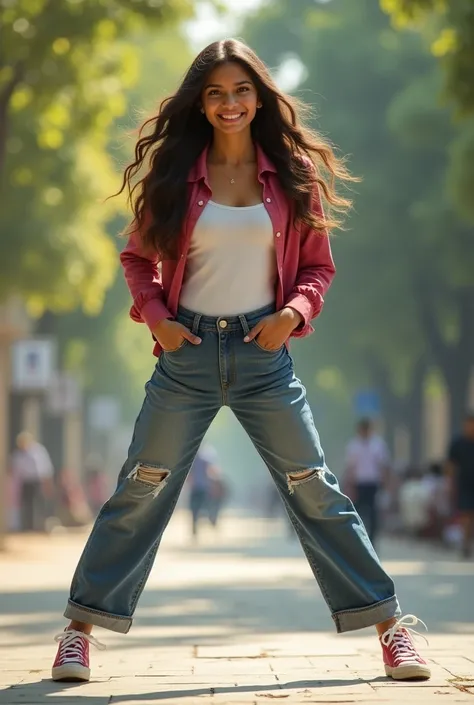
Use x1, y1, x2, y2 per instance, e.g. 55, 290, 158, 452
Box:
163, 339, 188, 354
252, 339, 284, 354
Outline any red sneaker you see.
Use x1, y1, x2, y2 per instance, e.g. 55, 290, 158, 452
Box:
380, 615, 431, 681
52, 629, 105, 682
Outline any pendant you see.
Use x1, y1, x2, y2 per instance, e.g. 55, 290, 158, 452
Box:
230, 178, 235, 184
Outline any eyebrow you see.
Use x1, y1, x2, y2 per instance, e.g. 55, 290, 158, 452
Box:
205, 80, 253, 89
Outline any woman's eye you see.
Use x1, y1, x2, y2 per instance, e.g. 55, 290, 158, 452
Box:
209, 90, 219, 96
238, 86, 250, 93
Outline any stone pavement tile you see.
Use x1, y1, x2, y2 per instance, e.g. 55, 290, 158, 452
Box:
0, 672, 50, 688
96, 665, 196, 678
430, 658, 474, 674
0, 675, 23, 687
197, 642, 359, 659
110, 701, 262, 705
275, 674, 372, 688
193, 663, 274, 676
0, 697, 109, 705
0, 681, 109, 705
374, 675, 471, 689
371, 685, 474, 703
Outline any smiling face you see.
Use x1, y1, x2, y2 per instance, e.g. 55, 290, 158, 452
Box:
201, 61, 260, 135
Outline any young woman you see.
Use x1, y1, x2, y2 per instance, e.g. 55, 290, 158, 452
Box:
52, 39, 430, 684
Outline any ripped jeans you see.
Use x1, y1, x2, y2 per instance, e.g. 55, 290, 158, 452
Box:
65, 304, 400, 634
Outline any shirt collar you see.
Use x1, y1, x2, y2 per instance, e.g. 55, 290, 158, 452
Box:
187, 142, 277, 184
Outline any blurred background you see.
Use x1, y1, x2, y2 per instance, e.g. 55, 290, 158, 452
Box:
1, 0, 474, 558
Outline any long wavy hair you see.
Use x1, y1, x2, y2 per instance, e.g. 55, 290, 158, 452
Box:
117, 38, 355, 258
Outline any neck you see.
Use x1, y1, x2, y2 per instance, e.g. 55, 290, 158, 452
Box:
209, 129, 256, 166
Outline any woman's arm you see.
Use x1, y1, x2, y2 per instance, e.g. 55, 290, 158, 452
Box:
119, 220, 172, 332
285, 183, 336, 332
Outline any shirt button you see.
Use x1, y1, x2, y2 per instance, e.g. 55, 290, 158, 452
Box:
198, 200, 204, 206
276, 231, 281, 238
266, 197, 272, 203
219, 319, 228, 329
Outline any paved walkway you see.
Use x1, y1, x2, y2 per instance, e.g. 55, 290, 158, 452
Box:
0, 510, 473, 703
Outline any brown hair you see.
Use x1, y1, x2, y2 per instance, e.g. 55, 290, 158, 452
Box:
117, 38, 356, 258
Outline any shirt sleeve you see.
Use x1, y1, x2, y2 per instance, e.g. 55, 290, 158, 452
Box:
285, 181, 336, 335
119, 215, 173, 332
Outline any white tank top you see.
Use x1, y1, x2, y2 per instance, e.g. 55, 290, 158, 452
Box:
179, 200, 277, 316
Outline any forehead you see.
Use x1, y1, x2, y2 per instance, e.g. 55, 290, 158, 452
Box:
205, 61, 253, 86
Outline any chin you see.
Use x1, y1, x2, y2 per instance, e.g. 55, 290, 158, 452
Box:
213, 119, 253, 134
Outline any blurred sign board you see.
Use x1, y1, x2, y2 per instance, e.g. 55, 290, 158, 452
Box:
47, 373, 81, 414
88, 396, 121, 431
353, 389, 381, 417
11, 338, 56, 392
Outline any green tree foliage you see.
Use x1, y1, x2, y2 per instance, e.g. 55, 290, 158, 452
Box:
0, 0, 191, 314
381, 0, 474, 114
55, 27, 194, 418
243, 0, 474, 453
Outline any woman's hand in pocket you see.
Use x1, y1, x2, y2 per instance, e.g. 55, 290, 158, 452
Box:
152, 319, 201, 352
244, 307, 302, 351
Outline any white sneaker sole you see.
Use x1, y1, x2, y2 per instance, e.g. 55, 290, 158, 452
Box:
52, 663, 90, 682
385, 663, 431, 680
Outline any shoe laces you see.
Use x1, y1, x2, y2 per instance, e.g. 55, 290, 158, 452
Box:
54, 629, 106, 662
380, 614, 428, 663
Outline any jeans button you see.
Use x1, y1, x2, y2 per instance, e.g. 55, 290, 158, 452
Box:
219, 320, 228, 329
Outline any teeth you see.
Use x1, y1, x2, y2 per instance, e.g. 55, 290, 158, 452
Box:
220, 114, 242, 121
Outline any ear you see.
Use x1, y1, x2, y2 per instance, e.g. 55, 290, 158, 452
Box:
199, 106, 205, 114
257, 102, 262, 109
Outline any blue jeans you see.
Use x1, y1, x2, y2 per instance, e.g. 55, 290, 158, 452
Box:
65, 305, 400, 634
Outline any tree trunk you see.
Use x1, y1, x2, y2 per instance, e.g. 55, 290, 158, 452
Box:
416, 285, 474, 437
401, 356, 426, 466
367, 354, 428, 466
0, 62, 23, 180
444, 346, 472, 436
366, 356, 398, 455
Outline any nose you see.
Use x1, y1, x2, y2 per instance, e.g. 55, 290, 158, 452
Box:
221, 92, 238, 107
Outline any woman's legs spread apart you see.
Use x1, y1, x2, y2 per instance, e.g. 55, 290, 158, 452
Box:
65, 338, 221, 634
230, 342, 400, 634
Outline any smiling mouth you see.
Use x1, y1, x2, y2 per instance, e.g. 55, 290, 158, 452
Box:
218, 113, 245, 122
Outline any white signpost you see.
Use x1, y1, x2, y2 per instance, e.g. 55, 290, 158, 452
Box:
11, 338, 56, 392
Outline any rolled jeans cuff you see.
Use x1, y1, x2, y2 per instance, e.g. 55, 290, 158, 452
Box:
332, 595, 401, 633
64, 599, 132, 634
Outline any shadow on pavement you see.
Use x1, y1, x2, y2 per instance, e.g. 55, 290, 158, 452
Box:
0, 675, 389, 704
0, 519, 472, 648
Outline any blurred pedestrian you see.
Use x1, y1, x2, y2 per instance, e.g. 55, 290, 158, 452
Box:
344, 418, 391, 547
445, 413, 474, 559
10, 431, 54, 532
398, 467, 431, 537
188, 443, 221, 537
52, 39, 429, 684
57, 468, 92, 528
421, 463, 450, 541
84, 454, 109, 517
206, 463, 228, 528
